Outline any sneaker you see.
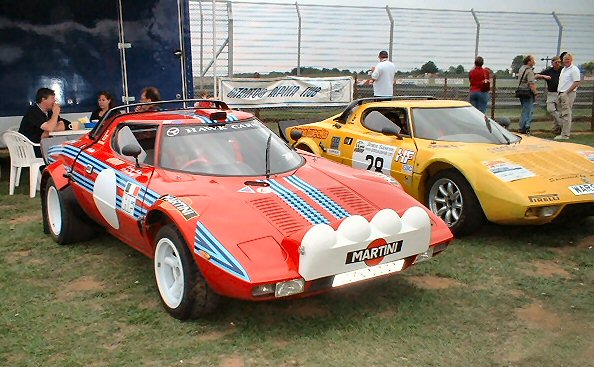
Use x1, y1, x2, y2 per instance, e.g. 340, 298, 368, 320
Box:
553, 135, 569, 140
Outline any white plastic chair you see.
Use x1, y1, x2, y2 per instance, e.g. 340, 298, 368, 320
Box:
2, 130, 45, 198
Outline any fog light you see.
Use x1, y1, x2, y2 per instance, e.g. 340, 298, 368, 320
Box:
525, 205, 560, 218
413, 246, 434, 264
275, 279, 305, 297
252, 284, 275, 297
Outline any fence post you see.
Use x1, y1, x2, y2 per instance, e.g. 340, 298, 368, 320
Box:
227, 1, 234, 78
198, 0, 204, 91
353, 73, 359, 100
552, 12, 563, 56
386, 6, 394, 62
471, 8, 480, 58
212, 0, 217, 97
491, 74, 496, 120
296, 2, 302, 76
443, 77, 448, 98
591, 81, 594, 131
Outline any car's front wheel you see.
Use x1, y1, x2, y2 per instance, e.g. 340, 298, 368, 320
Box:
154, 225, 220, 320
427, 170, 483, 236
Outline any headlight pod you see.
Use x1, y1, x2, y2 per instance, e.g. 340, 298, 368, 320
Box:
252, 278, 305, 298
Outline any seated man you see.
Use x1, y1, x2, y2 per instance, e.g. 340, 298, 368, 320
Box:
135, 86, 162, 112
18, 87, 68, 156
384, 111, 408, 135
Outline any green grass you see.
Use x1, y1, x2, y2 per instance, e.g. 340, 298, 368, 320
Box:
0, 134, 593, 366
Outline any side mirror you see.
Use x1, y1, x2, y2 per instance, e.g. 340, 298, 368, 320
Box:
381, 126, 403, 139
289, 129, 303, 148
122, 144, 142, 168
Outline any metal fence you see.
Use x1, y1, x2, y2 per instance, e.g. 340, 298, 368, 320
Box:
187, 1, 594, 128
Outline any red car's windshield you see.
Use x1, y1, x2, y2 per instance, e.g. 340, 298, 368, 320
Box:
159, 119, 303, 176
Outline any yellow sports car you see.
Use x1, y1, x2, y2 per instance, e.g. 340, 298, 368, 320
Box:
284, 97, 594, 235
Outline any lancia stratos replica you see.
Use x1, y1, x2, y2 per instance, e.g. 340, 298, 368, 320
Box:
284, 97, 594, 235
41, 100, 453, 320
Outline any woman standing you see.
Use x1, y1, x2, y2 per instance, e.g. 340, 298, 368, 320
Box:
468, 56, 490, 114
90, 91, 115, 121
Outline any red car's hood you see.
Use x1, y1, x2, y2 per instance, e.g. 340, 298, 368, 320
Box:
149, 158, 452, 283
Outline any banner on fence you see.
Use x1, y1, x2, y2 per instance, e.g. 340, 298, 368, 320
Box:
218, 76, 354, 108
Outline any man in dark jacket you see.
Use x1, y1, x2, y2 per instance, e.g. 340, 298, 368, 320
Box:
19, 88, 68, 141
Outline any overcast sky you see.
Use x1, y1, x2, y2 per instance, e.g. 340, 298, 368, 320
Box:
231, 0, 594, 14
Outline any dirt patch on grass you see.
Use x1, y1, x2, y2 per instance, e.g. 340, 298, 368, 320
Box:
521, 260, 571, 278
219, 356, 244, 367
406, 275, 463, 290
4, 250, 31, 263
287, 300, 330, 318
8, 213, 41, 225
55, 276, 105, 300
515, 302, 560, 331
575, 235, 594, 249
197, 328, 235, 342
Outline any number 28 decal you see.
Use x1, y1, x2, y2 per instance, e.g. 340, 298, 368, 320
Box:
366, 155, 384, 173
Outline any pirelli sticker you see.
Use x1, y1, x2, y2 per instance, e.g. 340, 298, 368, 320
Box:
528, 194, 560, 203
160, 194, 198, 220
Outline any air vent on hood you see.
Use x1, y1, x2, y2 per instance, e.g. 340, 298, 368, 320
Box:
506, 151, 594, 177
250, 197, 310, 236
324, 187, 377, 216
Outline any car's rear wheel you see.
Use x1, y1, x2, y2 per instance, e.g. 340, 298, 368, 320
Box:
154, 225, 219, 320
42, 178, 97, 244
427, 170, 483, 236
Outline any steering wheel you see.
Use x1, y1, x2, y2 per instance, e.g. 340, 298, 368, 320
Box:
180, 157, 209, 171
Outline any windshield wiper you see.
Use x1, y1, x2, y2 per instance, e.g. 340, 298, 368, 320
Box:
265, 133, 272, 179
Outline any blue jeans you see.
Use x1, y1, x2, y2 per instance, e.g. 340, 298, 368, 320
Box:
519, 96, 534, 131
469, 91, 489, 113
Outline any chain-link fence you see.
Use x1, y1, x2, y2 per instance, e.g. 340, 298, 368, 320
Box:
188, 0, 594, 129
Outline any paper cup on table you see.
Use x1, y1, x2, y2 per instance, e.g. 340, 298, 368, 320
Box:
69, 120, 81, 130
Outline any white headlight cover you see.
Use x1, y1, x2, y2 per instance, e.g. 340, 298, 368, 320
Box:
275, 279, 305, 297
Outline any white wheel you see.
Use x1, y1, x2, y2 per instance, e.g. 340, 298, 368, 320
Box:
153, 225, 220, 319
46, 185, 63, 237
155, 237, 185, 308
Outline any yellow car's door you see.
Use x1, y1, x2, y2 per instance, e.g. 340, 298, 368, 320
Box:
343, 108, 418, 190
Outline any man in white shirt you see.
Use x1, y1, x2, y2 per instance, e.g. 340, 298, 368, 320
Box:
554, 53, 581, 140
371, 50, 396, 97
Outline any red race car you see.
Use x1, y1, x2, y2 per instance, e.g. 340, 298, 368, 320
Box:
42, 100, 452, 320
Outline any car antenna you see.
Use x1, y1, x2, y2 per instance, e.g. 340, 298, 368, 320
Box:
265, 133, 272, 179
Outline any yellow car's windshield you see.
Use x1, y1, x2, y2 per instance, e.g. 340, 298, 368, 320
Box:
412, 106, 520, 144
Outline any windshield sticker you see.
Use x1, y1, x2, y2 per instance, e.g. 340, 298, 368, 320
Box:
578, 151, 594, 162
165, 122, 262, 138
352, 140, 396, 174
528, 194, 560, 203
483, 161, 536, 182
160, 194, 198, 220
295, 127, 329, 139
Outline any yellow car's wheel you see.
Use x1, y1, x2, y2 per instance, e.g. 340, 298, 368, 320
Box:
427, 170, 483, 236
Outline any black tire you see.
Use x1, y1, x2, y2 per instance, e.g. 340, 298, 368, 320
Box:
426, 169, 484, 236
41, 177, 97, 244
154, 225, 220, 320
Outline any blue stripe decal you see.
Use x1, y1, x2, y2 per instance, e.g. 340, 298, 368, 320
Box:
266, 179, 329, 225
284, 176, 350, 220
48, 145, 159, 219
194, 222, 249, 281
